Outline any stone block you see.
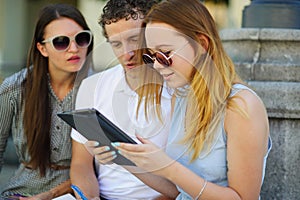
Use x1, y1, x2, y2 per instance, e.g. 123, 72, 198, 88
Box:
220, 28, 300, 65
261, 119, 300, 200
220, 28, 260, 63
254, 63, 300, 82
248, 81, 300, 119
220, 28, 300, 199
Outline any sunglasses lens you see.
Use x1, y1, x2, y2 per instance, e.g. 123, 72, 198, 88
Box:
75, 32, 91, 48
52, 36, 70, 51
142, 54, 154, 65
156, 52, 171, 66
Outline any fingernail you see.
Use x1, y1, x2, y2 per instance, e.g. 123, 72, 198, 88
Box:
104, 146, 110, 151
118, 150, 122, 155
93, 141, 100, 146
111, 142, 120, 147
111, 151, 116, 155
112, 154, 117, 159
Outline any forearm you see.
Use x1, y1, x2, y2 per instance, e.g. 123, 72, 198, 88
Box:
124, 166, 179, 199
49, 179, 73, 198
164, 162, 240, 200
70, 164, 99, 199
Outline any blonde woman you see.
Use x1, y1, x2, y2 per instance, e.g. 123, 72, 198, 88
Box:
112, 0, 272, 199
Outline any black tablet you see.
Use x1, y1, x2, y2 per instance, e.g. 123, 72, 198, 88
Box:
57, 108, 136, 166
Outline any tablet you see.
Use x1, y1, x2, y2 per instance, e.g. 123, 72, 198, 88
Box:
57, 108, 136, 166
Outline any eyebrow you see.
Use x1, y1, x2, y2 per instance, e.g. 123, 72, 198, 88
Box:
128, 35, 138, 40
147, 44, 174, 50
108, 40, 119, 43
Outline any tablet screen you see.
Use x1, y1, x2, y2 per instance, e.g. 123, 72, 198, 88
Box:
57, 108, 136, 165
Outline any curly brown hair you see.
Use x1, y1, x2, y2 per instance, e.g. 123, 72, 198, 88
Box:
98, 0, 161, 38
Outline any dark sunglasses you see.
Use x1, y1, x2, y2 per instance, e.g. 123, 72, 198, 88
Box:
142, 42, 189, 67
42, 30, 92, 52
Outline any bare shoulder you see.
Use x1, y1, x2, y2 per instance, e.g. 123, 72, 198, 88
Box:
228, 88, 268, 120
231, 88, 265, 111
225, 88, 269, 145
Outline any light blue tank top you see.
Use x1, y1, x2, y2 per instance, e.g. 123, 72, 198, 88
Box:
166, 84, 272, 200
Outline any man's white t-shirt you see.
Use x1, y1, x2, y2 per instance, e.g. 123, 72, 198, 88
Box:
71, 64, 172, 200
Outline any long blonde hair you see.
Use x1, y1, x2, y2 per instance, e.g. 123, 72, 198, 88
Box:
138, 0, 244, 161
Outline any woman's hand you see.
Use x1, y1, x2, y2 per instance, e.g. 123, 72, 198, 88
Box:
112, 134, 174, 176
19, 191, 53, 200
84, 141, 116, 165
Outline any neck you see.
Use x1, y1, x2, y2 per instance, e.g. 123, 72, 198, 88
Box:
49, 72, 76, 101
125, 73, 140, 91
124, 66, 144, 91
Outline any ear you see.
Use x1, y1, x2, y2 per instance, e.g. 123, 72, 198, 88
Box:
37, 42, 49, 57
196, 33, 209, 52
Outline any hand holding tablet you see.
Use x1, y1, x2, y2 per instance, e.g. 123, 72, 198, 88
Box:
57, 108, 136, 165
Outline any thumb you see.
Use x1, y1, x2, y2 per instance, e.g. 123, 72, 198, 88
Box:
85, 140, 99, 147
135, 133, 151, 144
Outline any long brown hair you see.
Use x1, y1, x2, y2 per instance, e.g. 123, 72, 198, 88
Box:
138, 0, 242, 160
23, 3, 94, 176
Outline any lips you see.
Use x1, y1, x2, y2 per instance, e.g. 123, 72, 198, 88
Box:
161, 72, 174, 80
68, 56, 80, 61
126, 63, 136, 69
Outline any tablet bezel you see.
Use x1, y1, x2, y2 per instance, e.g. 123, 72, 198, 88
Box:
57, 108, 136, 165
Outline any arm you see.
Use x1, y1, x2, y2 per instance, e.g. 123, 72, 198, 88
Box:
70, 73, 100, 199
50, 180, 73, 198
0, 79, 16, 172
114, 90, 269, 199
70, 139, 99, 199
123, 165, 179, 199
19, 180, 73, 200
224, 89, 269, 199
19, 141, 100, 200
92, 144, 179, 199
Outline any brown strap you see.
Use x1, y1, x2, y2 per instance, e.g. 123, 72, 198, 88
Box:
49, 164, 70, 170
22, 162, 69, 170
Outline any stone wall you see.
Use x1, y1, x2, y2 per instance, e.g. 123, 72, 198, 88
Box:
220, 28, 300, 200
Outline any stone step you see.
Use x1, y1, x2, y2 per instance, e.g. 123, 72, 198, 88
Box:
248, 81, 300, 118
220, 28, 300, 65
235, 62, 300, 82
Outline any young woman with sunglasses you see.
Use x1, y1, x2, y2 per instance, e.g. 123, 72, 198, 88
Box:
0, 3, 93, 199
112, 0, 272, 199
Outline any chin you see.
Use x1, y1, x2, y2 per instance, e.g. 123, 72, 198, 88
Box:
166, 82, 176, 89
126, 72, 139, 80
167, 81, 187, 89
73, 66, 83, 72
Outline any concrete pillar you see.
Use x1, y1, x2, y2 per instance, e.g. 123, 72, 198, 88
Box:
220, 28, 300, 200
242, 0, 300, 28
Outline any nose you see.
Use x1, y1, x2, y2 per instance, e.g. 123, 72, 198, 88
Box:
68, 40, 79, 52
122, 43, 136, 61
122, 42, 137, 60
122, 50, 134, 61
152, 59, 164, 71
